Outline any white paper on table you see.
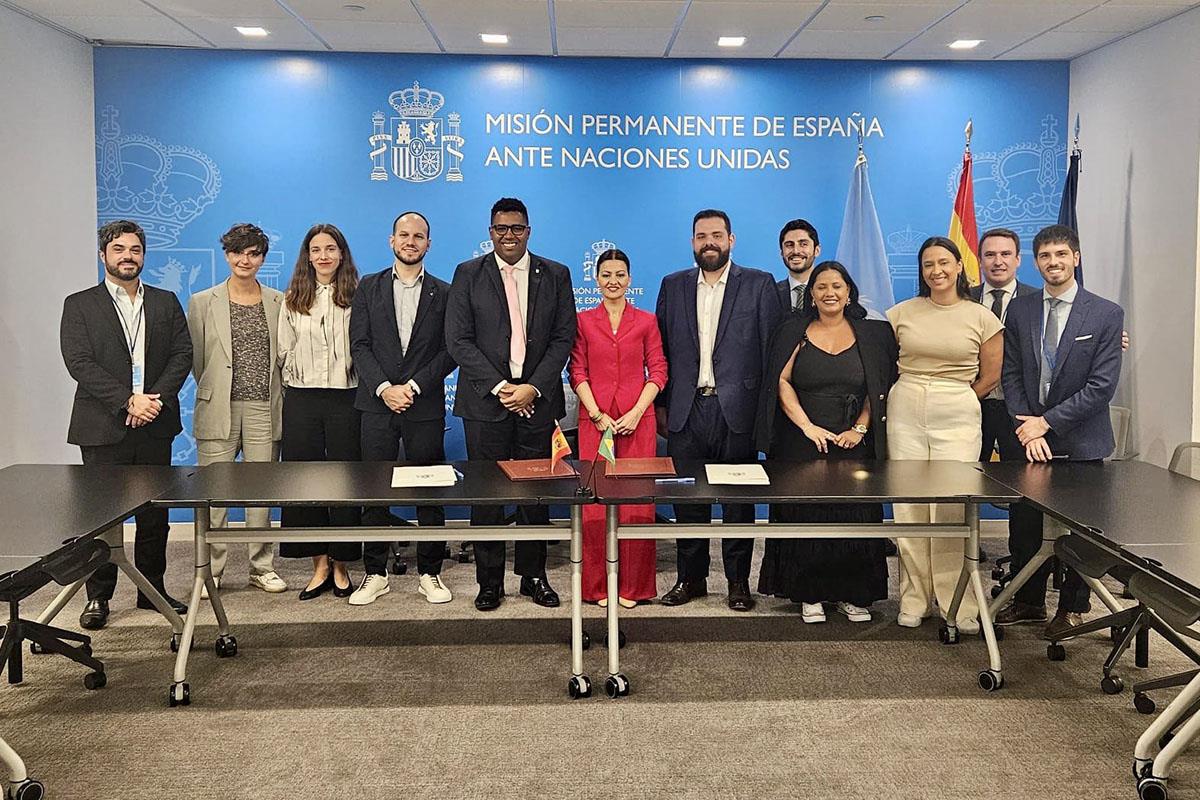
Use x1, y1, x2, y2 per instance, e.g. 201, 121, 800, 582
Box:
391, 465, 458, 488
704, 463, 770, 485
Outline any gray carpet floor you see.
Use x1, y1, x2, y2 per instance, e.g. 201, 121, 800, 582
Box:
2, 537, 1194, 800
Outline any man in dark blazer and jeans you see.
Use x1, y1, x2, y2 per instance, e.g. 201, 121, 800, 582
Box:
997, 223, 1124, 639
445, 198, 577, 611
60, 219, 192, 630
350, 210, 458, 607
655, 209, 782, 611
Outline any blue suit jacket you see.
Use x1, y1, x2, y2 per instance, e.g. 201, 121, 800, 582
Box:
655, 263, 782, 435
1001, 286, 1123, 461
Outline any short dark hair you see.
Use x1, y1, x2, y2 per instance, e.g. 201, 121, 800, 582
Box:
1033, 224, 1080, 256
490, 198, 529, 224
392, 210, 431, 236
595, 248, 630, 273
693, 209, 731, 235
917, 236, 971, 299
778, 218, 819, 249
978, 227, 1020, 254
98, 220, 146, 252
220, 223, 269, 255
799, 261, 866, 320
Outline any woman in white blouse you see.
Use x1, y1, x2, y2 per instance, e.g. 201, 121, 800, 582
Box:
277, 223, 362, 600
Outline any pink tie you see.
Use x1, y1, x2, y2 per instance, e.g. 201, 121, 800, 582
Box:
501, 263, 526, 371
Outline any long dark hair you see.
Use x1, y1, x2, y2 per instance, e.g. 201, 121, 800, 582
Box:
916, 236, 971, 299
799, 260, 867, 320
286, 223, 359, 313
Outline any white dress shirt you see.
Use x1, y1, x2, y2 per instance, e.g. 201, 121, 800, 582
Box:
105, 278, 146, 393
696, 264, 730, 389
375, 266, 424, 398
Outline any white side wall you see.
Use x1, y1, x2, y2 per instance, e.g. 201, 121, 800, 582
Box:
1069, 7, 1200, 465
0, 7, 97, 466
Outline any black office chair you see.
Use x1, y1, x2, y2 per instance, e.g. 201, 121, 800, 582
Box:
0, 539, 108, 691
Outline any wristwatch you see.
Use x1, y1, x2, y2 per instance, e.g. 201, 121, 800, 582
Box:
852, 423, 869, 435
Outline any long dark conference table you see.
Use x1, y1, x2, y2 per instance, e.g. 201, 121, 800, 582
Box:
5, 459, 1200, 800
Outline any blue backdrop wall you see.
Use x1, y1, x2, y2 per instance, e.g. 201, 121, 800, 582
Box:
92, 49, 1069, 472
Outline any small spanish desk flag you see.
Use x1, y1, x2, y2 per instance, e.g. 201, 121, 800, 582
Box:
597, 426, 616, 465
550, 422, 572, 470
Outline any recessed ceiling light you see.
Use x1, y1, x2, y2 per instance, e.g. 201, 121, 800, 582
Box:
343, 3, 365, 10
865, 15, 886, 22
235, 26, 269, 37
480, 33, 509, 45
717, 36, 746, 47
948, 39, 983, 50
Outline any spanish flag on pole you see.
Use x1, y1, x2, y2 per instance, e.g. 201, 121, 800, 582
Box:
550, 422, 572, 471
948, 119, 981, 287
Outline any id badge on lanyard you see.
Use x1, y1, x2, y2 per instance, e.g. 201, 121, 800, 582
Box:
114, 296, 145, 393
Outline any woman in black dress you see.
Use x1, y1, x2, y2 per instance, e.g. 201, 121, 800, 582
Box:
756, 261, 899, 622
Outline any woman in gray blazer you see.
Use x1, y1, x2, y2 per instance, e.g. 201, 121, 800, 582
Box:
188, 223, 287, 595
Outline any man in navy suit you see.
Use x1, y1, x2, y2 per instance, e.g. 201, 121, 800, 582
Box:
445, 198, 576, 611
774, 218, 821, 314
997, 224, 1124, 639
350, 211, 457, 607
655, 209, 782, 611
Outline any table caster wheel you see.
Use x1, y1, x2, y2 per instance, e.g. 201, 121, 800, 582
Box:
1111, 625, 1127, 643
82, 670, 106, 690
1101, 675, 1124, 694
7, 778, 45, 800
28, 642, 44, 655
215, 635, 237, 658
1159, 732, 1175, 750
581, 631, 591, 651
1134, 692, 1157, 715
989, 585, 1002, 598
938, 625, 959, 645
390, 558, 408, 576
604, 630, 627, 649
168, 681, 190, 707
1047, 643, 1066, 661
568, 675, 592, 699
991, 566, 1004, 581
81, 642, 92, 656
978, 669, 1003, 692
604, 673, 630, 698
1138, 776, 1169, 800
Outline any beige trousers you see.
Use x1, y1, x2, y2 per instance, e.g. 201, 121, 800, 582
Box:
197, 400, 279, 578
887, 375, 982, 621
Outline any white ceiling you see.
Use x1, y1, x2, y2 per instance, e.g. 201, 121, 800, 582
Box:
3, 0, 1198, 60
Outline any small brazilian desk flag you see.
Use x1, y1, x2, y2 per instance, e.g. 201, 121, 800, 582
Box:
550, 422, 572, 470
597, 426, 616, 465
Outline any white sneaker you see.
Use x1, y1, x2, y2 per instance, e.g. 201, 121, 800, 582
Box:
801, 602, 826, 623
836, 601, 871, 623
201, 576, 221, 600
418, 573, 452, 604
897, 612, 925, 628
249, 571, 287, 593
348, 574, 391, 606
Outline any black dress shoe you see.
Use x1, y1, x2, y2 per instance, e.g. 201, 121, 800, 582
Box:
331, 573, 354, 599
136, 592, 187, 615
660, 579, 707, 606
727, 579, 755, 612
520, 576, 560, 608
79, 599, 109, 630
299, 574, 335, 601
474, 584, 503, 611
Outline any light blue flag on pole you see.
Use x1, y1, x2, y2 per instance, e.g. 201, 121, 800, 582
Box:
836, 147, 895, 319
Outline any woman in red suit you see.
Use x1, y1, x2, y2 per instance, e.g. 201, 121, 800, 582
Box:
569, 249, 668, 607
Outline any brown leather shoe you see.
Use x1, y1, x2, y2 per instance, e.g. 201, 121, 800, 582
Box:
994, 601, 1048, 626
1043, 609, 1083, 641
660, 579, 707, 606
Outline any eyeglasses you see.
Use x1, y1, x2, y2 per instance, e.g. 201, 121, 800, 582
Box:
490, 224, 529, 236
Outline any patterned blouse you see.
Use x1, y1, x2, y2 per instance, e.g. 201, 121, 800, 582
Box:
229, 300, 271, 401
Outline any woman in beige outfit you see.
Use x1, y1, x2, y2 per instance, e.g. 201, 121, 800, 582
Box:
886, 236, 1002, 633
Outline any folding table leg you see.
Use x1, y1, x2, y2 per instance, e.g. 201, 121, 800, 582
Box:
987, 516, 1063, 616
566, 505, 590, 699
0, 734, 42, 799
1134, 668, 1200, 795
105, 523, 183, 635
33, 577, 85, 628
603, 505, 629, 699
169, 507, 217, 707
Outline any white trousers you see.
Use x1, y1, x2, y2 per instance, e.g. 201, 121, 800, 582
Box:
887, 375, 982, 621
196, 400, 279, 578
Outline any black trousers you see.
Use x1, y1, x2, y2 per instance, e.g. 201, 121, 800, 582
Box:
463, 416, 553, 587
666, 394, 755, 582
979, 398, 1024, 462
361, 411, 446, 576
278, 388, 363, 563
82, 427, 173, 602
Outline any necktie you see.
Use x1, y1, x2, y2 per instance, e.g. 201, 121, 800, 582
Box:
792, 284, 802, 311
989, 289, 1004, 320
1040, 297, 1063, 404
501, 263, 526, 373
